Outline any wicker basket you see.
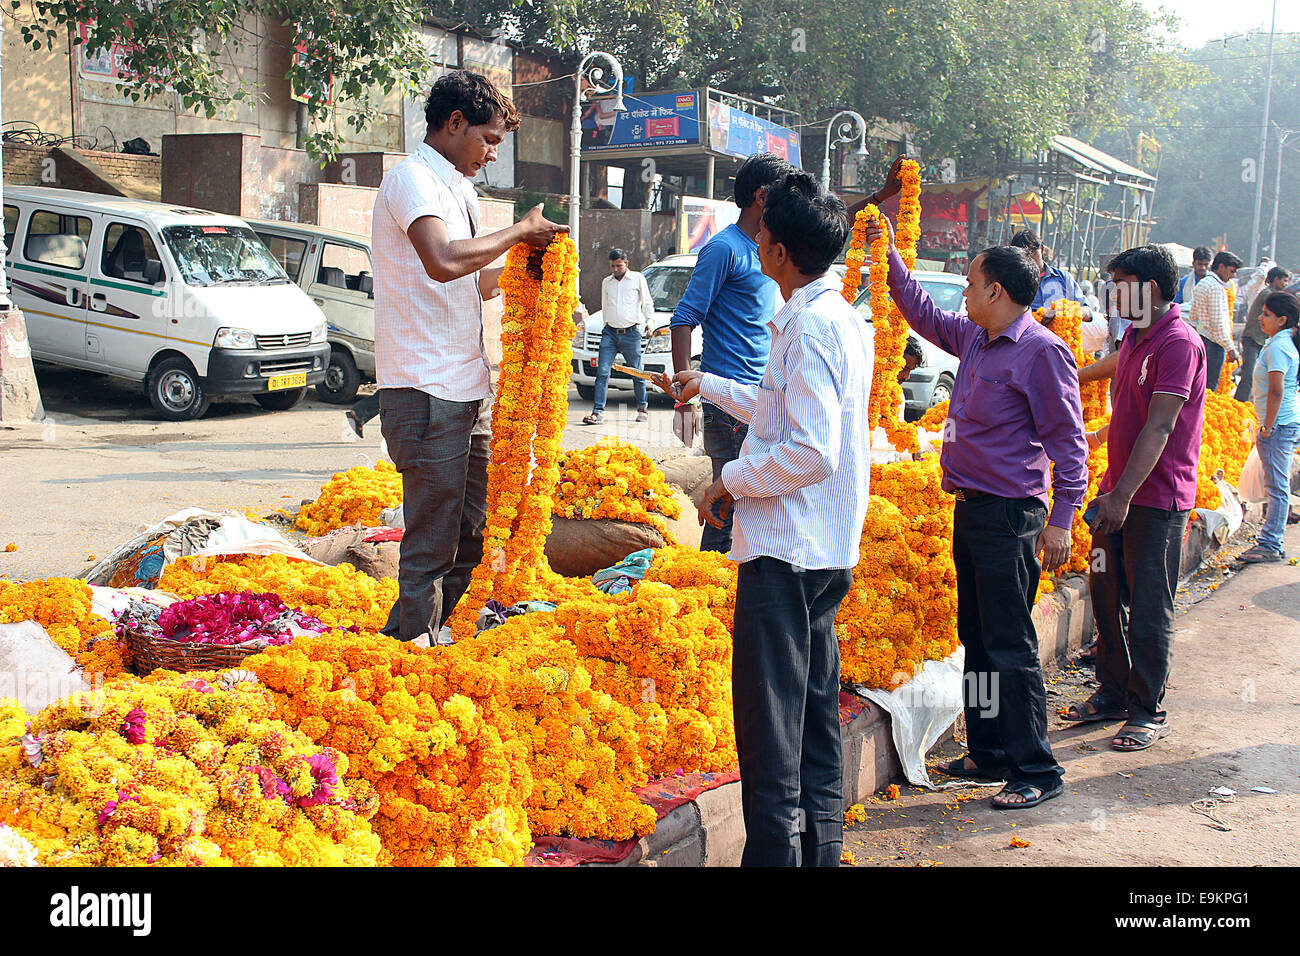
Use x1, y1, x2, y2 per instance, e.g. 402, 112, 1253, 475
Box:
125, 626, 272, 677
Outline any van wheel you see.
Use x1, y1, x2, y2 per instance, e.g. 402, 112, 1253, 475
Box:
315, 347, 361, 404
255, 387, 307, 411
576, 384, 596, 401
147, 357, 210, 421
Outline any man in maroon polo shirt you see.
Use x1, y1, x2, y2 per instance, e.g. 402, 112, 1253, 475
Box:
1069, 245, 1205, 753
867, 215, 1088, 810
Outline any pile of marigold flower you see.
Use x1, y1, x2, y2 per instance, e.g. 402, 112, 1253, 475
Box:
552, 437, 682, 541
0, 578, 128, 678
835, 458, 958, 687
160, 554, 396, 633
1197, 391, 1258, 509
294, 460, 403, 536
246, 633, 539, 865
0, 672, 382, 866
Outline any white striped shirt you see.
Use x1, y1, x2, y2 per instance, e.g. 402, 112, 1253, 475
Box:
701, 274, 874, 570
373, 142, 491, 402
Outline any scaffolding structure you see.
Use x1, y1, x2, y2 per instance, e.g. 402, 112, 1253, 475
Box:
986, 136, 1158, 276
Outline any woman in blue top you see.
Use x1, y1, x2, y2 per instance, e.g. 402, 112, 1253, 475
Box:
1241, 291, 1300, 562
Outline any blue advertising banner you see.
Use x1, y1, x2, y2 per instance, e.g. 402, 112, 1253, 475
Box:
707, 100, 801, 166
581, 91, 701, 151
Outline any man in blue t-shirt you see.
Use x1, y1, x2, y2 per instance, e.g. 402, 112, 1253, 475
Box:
671, 152, 792, 552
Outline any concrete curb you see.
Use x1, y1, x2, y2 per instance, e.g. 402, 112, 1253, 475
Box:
615, 574, 1096, 866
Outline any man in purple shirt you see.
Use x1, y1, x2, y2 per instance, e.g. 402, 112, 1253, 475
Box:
867, 216, 1088, 809
1068, 245, 1205, 753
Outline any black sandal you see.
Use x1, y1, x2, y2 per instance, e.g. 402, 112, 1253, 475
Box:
935, 755, 1007, 781
1111, 720, 1170, 752
345, 410, 364, 439
1063, 694, 1127, 724
991, 779, 1064, 810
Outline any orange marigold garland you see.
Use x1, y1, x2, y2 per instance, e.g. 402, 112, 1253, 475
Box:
869, 159, 923, 453
841, 207, 872, 304
453, 236, 578, 637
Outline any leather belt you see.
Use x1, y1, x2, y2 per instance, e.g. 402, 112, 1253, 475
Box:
952, 488, 988, 501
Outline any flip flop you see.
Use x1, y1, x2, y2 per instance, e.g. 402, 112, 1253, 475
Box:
1062, 694, 1127, 724
1111, 720, 1171, 752
344, 410, 364, 439
991, 779, 1064, 810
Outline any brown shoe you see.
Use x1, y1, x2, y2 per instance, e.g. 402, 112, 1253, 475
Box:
635, 408, 649, 423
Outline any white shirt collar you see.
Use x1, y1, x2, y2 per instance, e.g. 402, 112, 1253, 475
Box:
769, 273, 839, 333
416, 142, 465, 190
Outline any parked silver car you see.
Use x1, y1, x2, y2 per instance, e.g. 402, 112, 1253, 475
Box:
249, 219, 374, 404
852, 270, 965, 419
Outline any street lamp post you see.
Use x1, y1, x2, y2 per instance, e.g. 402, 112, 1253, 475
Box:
821, 110, 868, 193
1268, 126, 1296, 260
568, 51, 624, 258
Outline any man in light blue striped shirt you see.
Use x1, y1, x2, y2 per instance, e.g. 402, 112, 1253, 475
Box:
665, 170, 873, 866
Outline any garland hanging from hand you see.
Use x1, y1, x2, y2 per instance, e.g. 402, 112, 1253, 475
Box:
450, 237, 578, 639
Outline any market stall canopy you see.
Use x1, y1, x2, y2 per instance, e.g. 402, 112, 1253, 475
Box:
1051, 135, 1156, 192
1161, 242, 1196, 270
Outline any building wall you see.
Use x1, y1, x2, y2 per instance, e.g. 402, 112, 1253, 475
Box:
2, 143, 161, 199
2, 3, 74, 141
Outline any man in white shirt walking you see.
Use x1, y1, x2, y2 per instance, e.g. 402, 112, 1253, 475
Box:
663, 170, 873, 866
1188, 249, 1242, 389
373, 70, 566, 642
584, 248, 655, 424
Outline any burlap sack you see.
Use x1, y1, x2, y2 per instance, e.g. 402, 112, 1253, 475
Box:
544, 517, 667, 578
656, 455, 713, 507
348, 540, 401, 581
299, 527, 373, 566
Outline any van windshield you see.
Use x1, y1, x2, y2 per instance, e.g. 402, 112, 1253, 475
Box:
162, 225, 290, 286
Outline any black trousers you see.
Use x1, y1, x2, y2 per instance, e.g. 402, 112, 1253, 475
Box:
732, 556, 852, 867
952, 495, 1063, 789
378, 387, 490, 641
1089, 504, 1189, 725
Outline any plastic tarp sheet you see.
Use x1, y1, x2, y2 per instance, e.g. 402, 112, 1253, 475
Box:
82, 509, 321, 586
852, 645, 966, 791
0, 621, 91, 715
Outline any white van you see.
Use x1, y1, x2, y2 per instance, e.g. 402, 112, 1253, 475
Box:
247, 219, 373, 405
3, 186, 330, 420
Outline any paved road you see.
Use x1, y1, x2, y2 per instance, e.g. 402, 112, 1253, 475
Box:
844, 520, 1300, 867
0, 366, 696, 579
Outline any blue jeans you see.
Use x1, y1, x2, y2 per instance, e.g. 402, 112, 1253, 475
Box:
593, 326, 645, 411
701, 402, 749, 553
1257, 422, 1300, 553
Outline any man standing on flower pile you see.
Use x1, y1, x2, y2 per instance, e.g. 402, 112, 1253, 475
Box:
866, 216, 1088, 810
1069, 245, 1205, 753
372, 71, 566, 643
660, 171, 872, 866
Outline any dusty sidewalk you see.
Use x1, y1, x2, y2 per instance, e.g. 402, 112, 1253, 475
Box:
0, 367, 687, 579
843, 521, 1300, 867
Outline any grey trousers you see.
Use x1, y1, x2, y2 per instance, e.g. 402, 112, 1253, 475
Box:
378, 387, 491, 641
